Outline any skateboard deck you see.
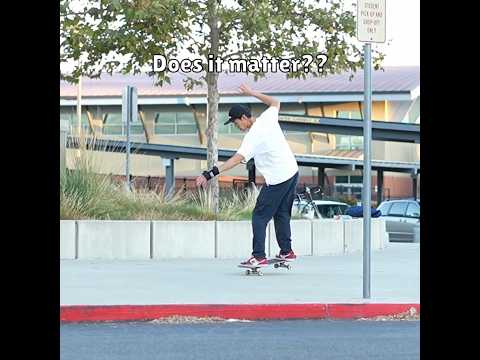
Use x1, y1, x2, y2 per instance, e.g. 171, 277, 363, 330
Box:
238, 258, 293, 276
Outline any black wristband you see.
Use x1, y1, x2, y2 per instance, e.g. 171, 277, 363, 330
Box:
202, 166, 220, 180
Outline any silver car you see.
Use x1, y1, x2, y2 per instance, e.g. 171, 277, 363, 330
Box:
377, 200, 420, 242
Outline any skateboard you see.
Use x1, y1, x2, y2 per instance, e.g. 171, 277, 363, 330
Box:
238, 258, 293, 276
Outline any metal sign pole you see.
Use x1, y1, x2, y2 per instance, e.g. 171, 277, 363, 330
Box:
127, 86, 131, 191
357, 0, 386, 300
362, 42, 372, 299
123, 86, 136, 191
77, 74, 82, 137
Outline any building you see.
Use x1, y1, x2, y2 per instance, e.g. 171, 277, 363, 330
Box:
60, 66, 420, 203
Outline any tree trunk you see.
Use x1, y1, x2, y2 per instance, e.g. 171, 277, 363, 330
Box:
206, 73, 219, 213
206, 0, 220, 213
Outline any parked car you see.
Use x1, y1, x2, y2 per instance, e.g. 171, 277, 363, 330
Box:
293, 199, 350, 219
376, 199, 420, 242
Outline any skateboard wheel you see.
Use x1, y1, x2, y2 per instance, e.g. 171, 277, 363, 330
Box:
274, 263, 279, 269
258, 271, 263, 276
287, 265, 292, 270
246, 270, 251, 275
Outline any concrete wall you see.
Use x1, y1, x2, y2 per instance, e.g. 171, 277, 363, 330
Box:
61, 218, 389, 260
269, 220, 312, 256
312, 220, 344, 256
152, 221, 215, 259
344, 219, 363, 253
343, 218, 388, 254
77, 220, 151, 259
60, 220, 76, 259
373, 218, 389, 249
216, 221, 259, 259
384, 142, 418, 162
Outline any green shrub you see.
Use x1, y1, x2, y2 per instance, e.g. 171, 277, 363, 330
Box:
60, 155, 119, 219
61, 149, 264, 221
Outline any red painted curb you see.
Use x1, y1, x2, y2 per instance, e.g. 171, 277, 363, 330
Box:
60, 304, 420, 323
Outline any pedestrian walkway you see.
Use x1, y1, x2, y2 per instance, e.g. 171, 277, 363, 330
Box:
61, 243, 419, 306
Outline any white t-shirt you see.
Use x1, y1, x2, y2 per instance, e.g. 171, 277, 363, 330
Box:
237, 106, 298, 185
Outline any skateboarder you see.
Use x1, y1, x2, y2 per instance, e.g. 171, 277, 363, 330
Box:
196, 83, 299, 268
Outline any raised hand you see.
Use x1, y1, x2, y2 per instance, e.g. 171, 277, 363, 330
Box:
239, 83, 254, 96
239, 83, 279, 108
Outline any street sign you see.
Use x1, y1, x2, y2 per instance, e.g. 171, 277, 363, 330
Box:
357, 0, 386, 43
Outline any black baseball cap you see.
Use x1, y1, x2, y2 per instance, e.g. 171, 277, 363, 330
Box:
225, 104, 251, 125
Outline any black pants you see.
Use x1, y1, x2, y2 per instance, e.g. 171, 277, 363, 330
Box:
251, 172, 299, 258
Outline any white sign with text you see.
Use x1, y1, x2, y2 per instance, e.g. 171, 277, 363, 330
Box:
357, 0, 386, 43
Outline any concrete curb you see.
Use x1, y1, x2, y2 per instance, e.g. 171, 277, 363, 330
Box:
60, 303, 420, 323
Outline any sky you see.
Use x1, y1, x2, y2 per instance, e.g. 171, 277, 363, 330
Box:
378, 0, 419, 66
60, 0, 419, 73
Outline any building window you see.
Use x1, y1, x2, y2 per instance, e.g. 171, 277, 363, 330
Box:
103, 112, 123, 135
154, 111, 197, 135
60, 106, 91, 134
334, 175, 363, 200
218, 112, 229, 134
154, 112, 176, 134
103, 112, 144, 135
129, 119, 144, 135
335, 175, 362, 184
403, 96, 420, 124
350, 176, 362, 184
218, 111, 242, 134
60, 107, 73, 123
176, 112, 197, 134
336, 111, 363, 150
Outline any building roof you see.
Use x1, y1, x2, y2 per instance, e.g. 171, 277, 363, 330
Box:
60, 66, 419, 99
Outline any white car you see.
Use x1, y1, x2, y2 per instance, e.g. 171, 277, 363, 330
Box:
293, 199, 351, 220
377, 199, 420, 242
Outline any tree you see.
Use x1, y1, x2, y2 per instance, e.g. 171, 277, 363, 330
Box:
60, 0, 384, 213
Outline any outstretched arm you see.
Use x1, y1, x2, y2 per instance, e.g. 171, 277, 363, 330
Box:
239, 83, 280, 109
195, 153, 245, 187
219, 153, 245, 173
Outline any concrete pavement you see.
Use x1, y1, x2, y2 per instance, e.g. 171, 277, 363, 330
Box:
60, 243, 419, 321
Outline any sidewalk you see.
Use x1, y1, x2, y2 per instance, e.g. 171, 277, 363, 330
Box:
60, 243, 420, 322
